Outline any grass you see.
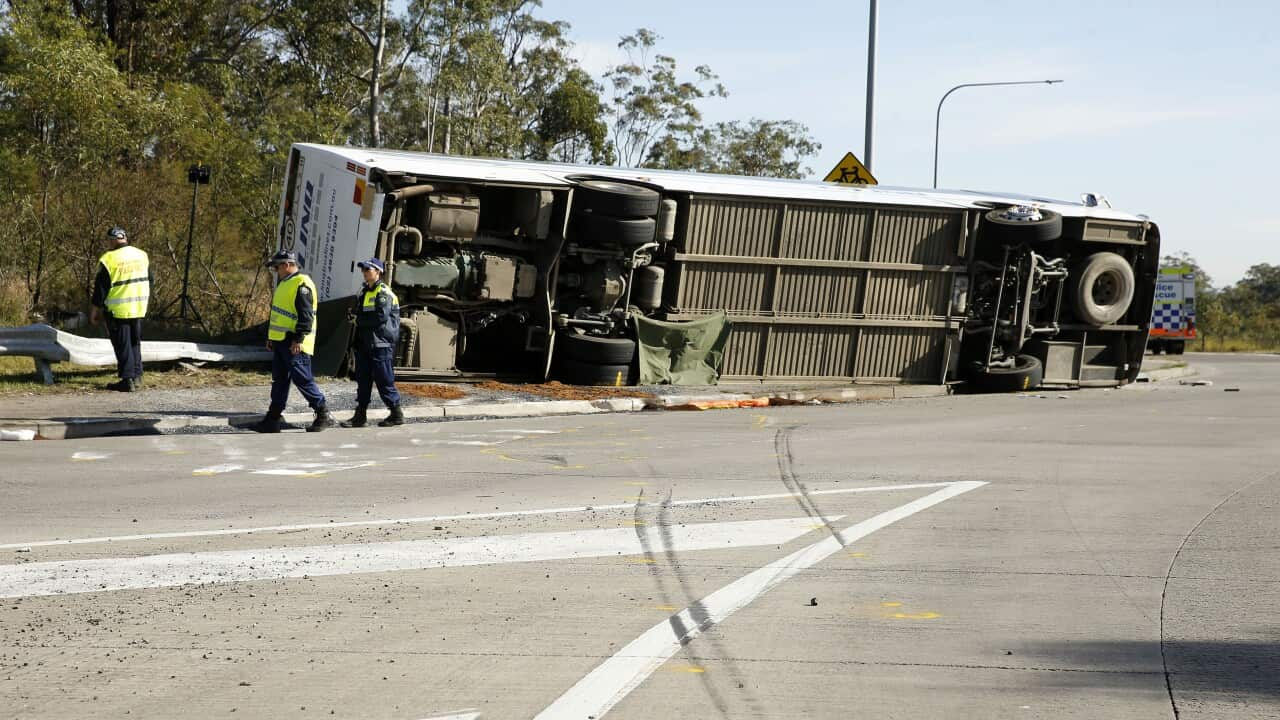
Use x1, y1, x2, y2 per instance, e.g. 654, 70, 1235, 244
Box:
0, 356, 271, 396
1195, 337, 1280, 353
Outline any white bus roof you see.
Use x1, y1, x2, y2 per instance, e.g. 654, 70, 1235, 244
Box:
296, 143, 1150, 223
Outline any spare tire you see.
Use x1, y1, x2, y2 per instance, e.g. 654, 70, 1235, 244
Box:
555, 358, 633, 387
1073, 252, 1135, 325
557, 331, 637, 365
982, 206, 1063, 244
969, 354, 1043, 393
575, 180, 661, 218
577, 213, 657, 246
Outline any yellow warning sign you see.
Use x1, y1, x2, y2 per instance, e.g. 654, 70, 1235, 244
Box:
823, 152, 877, 185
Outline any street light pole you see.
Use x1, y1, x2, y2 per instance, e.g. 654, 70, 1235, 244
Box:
864, 0, 878, 173
932, 79, 1063, 188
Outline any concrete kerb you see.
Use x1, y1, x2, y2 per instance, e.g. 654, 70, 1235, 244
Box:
0, 382, 954, 441
1135, 363, 1197, 384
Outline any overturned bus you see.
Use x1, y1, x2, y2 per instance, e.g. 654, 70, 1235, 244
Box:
277, 143, 1159, 390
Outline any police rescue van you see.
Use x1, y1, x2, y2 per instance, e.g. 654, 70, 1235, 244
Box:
1148, 266, 1197, 355
276, 143, 1161, 389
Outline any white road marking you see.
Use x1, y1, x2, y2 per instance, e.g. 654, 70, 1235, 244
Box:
70, 451, 112, 461
192, 464, 244, 476
534, 481, 986, 719
418, 711, 480, 720
0, 482, 953, 550
252, 461, 377, 476
0, 516, 837, 599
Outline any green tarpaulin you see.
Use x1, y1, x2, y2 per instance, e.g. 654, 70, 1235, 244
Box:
635, 312, 733, 385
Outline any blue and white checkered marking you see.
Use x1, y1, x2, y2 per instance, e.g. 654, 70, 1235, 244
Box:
1152, 304, 1182, 330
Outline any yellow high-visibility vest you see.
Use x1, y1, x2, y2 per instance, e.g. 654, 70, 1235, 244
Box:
99, 245, 149, 319
268, 273, 318, 355
360, 283, 399, 311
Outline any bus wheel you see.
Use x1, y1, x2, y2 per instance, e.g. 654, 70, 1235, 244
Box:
557, 330, 638, 365
576, 180, 661, 217
555, 357, 633, 386
1168, 341, 1186, 355
578, 213, 657, 246
982, 206, 1063, 244
1072, 252, 1135, 325
968, 354, 1043, 393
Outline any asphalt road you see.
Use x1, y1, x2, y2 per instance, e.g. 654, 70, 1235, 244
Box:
1, 353, 1277, 720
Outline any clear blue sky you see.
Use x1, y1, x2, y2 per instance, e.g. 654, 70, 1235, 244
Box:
539, 0, 1279, 287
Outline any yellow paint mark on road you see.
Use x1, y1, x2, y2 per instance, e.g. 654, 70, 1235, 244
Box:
617, 455, 647, 461
880, 602, 902, 608
553, 464, 587, 471
809, 523, 828, 530
626, 558, 657, 564
624, 521, 647, 527
298, 472, 328, 478
891, 612, 941, 620
653, 605, 680, 611
165, 450, 187, 455
418, 453, 436, 458
753, 415, 768, 428
847, 552, 868, 558
666, 665, 706, 674
623, 481, 649, 486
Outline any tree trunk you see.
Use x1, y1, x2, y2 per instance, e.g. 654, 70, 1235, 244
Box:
443, 96, 452, 154
368, 0, 388, 147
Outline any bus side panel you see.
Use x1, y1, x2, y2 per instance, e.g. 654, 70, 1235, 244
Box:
664, 195, 964, 384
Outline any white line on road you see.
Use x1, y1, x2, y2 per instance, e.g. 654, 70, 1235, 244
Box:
533, 481, 987, 720
0, 482, 954, 550
418, 711, 480, 720
0, 516, 840, 599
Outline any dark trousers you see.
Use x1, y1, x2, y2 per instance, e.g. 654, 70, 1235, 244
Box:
269, 342, 326, 414
354, 345, 401, 408
105, 317, 143, 380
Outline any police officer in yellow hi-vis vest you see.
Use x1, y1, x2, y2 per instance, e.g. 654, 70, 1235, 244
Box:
252, 251, 334, 433
341, 258, 403, 428
90, 226, 150, 392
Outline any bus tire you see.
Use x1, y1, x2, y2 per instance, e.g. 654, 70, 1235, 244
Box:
576, 180, 661, 218
1149, 341, 1164, 355
557, 331, 637, 365
1072, 252, 1135, 325
578, 213, 657, 246
982, 206, 1063, 244
555, 358, 633, 387
1168, 341, 1186, 355
968, 354, 1043, 393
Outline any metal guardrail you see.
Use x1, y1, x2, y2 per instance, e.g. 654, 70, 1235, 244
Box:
0, 324, 271, 384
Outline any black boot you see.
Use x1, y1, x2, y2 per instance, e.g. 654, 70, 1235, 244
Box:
378, 404, 405, 427
340, 405, 368, 428
307, 405, 335, 432
106, 378, 134, 392
251, 411, 282, 434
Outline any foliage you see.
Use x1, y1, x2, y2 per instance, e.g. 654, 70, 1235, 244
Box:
604, 28, 725, 168
1162, 254, 1280, 351
647, 118, 821, 178
0, 4, 822, 335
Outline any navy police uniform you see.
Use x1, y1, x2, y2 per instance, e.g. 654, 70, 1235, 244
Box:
342, 258, 403, 428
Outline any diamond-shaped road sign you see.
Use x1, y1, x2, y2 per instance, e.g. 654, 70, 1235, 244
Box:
823, 151, 878, 185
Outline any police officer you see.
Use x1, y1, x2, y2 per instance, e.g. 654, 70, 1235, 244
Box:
90, 226, 150, 392
341, 258, 404, 427
252, 251, 334, 433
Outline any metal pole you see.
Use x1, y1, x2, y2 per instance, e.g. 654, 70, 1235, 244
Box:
864, 0, 878, 173
932, 79, 1063, 188
180, 177, 198, 320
